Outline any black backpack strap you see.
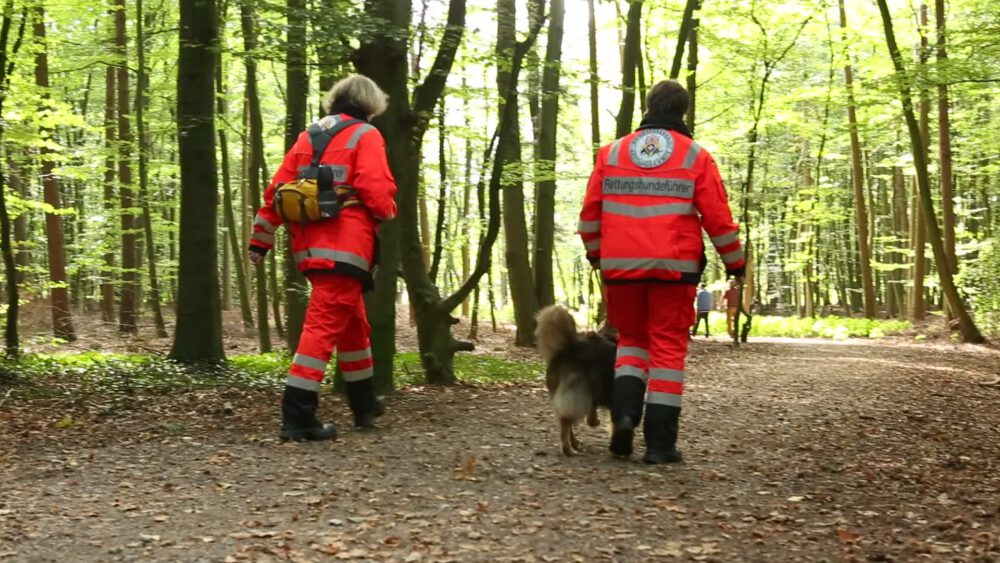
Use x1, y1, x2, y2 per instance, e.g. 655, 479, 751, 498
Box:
307, 118, 364, 168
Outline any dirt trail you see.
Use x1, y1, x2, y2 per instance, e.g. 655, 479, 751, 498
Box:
2, 338, 999, 562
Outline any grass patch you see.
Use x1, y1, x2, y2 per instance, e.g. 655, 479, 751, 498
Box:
1, 350, 543, 400
701, 313, 911, 339
394, 352, 543, 387
2, 352, 281, 400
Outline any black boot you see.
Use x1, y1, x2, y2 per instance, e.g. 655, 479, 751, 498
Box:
345, 378, 385, 429
642, 404, 683, 464
279, 385, 338, 442
609, 376, 646, 458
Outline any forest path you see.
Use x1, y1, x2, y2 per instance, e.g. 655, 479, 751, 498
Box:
2, 339, 999, 562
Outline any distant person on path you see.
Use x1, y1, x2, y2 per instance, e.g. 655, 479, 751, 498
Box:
578, 80, 746, 464
692, 283, 712, 338
724, 278, 740, 338
248, 75, 398, 441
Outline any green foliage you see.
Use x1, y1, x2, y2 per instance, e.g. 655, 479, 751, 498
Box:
3, 352, 279, 399
955, 239, 1000, 335
1, 351, 543, 398
395, 352, 543, 387
704, 313, 911, 339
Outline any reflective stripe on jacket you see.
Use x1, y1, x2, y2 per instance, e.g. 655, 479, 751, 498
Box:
579, 126, 745, 284
249, 114, 398, 288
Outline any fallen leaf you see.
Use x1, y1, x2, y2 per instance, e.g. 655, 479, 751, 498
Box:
836, 527, 859, 544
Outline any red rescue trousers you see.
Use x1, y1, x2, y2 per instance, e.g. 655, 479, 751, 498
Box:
606, 283, 696, 408
286, 274, 373, 391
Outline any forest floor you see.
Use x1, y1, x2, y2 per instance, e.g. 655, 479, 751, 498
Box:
2, 315, 1000, 562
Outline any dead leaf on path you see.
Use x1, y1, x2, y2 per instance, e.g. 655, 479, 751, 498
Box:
313, 542, 341, 555
836, 527, 860, 544
651, 542, 684, 557
335, 548, 369, 559
454, 457, 479, 481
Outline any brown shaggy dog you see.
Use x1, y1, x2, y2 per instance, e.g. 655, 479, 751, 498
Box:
535, 306, 617, 455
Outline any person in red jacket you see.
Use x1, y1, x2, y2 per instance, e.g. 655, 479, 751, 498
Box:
579, 80, 745, 463
248, 75, 398, 441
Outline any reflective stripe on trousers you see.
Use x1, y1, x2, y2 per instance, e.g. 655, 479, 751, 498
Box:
339, 346, 373, 382
647, 368, 684, 407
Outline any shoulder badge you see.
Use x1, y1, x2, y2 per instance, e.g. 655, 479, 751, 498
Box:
629, 129, 674, 169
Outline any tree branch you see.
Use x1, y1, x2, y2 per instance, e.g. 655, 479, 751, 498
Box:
440, 12, 546, 314
411, 0, 466, 120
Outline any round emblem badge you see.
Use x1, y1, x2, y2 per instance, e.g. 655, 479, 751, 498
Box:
629, 129, 674, 169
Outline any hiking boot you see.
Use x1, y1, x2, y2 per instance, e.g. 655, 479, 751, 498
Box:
609, 416, 636, 457
346, 378, 383, 429
642, 403, 683, 464
280, 384, 338, 442
354, 396, 386, 429
609, 374, 646, 458
279, 423, 339, 442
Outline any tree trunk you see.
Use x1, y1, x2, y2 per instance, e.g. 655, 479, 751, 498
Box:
891, 166, 908, 316
239, 0, 271, 351
497, 0, 539, 346
669, 0, 698, 80
461, 79, 472, 317
169, 0, 225, 362
217, 2, 253, 330
911, 3, 930, 321
935, 0, 957, 306
615, 0, 642, 139
587, 0, 600, 159
136, 0, 167, 337
283, 0, 309, 352
875, 0, 984, 343
532, 0, 563, 309
838, 0, 876, 319
357, 0, 540, 384
115, 0, 139, 334
8, 163, 28, 285
429, 101, 449, 282
101, 62, 117, 323
33, 6, 76, 342
685, 9, 699, 134
0, 2, 26, 358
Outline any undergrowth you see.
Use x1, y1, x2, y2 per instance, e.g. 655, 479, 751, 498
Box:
701, 313, 911, 339
0, 350, 544, 400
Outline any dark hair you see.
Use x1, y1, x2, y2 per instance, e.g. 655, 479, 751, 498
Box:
645, 80, 690, 117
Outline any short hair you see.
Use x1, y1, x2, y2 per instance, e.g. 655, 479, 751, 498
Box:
322, 75, 389, 119
645, 80, 689, 117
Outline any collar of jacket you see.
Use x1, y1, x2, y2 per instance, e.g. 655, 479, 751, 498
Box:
637, 113, 692, 139
315, 111, 370, 132
329, 104, 370, 122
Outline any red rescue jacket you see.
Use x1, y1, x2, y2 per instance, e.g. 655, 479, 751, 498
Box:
579, 117, 745, 285
249, 113, 398, 289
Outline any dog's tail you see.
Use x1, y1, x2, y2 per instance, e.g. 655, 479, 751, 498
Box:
534, 305, 576, 364
552, 372, 593, 423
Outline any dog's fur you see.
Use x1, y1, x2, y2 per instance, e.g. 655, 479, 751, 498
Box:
535, 306, 616, 455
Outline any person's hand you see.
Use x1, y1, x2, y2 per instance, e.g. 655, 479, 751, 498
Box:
248, 249, 264, 266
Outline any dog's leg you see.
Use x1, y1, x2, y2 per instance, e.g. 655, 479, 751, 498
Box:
586, 403, 600, 427
560, 418, 575, 456
569, 424, 582, 452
